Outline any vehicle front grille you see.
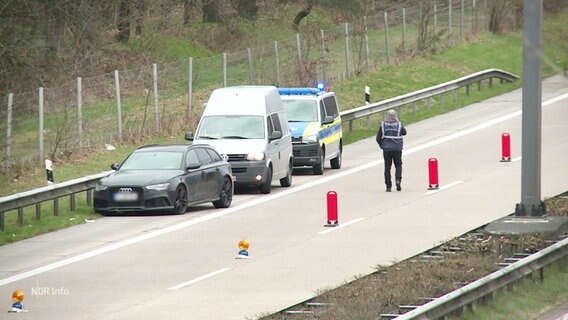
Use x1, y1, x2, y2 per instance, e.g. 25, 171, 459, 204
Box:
292, 137, 303, 143
227, 154, 246, 161
294, 149, 318, 157
109, 186, 144, 206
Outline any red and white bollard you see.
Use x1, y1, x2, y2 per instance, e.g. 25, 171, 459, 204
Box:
325, 191, 338, 227
500, 133, 511, 162
428, 158, 439, 190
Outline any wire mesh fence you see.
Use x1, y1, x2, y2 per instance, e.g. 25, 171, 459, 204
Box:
0, 0, 489, 173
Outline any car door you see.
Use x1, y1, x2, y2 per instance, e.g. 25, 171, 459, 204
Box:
184, 149, 204, 203
322, 95, 340, 159
205, 148, 224, 195
266, 114, 282, 178
195, 147, 218, 199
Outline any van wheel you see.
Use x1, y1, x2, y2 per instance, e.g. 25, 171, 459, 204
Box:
259, 167, 272, 194
330, 143, 342, 169
313, 148, 324, 175
280, 160, 293, 187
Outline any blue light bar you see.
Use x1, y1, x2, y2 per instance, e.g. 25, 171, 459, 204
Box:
278, 87, 322, 96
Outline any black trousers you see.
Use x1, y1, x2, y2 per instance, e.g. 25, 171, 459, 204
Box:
383, 150, 402, 187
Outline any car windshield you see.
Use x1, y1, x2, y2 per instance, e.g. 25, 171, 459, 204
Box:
196, 115, 265, 139
120, 151, 183, 170
283, 100, 317, 122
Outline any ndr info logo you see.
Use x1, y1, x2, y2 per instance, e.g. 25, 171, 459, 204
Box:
31, 282, 70, 296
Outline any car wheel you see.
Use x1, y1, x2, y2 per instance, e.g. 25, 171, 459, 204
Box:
213, 176, 233, 208
173, 184, 188, 214
313, 148, 324, 175
259, 166, 273, 194
279, 160, 293, 187
330, 143, 342, 169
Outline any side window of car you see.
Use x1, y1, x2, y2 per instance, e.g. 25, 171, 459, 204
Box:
206, 148, 222, 162
270, 113, 282, 133
267, 116, 275, 136
319, 100, 327, 123
196, 148, 213, 165
185, 149, 200, 167
323, 96, 339, 119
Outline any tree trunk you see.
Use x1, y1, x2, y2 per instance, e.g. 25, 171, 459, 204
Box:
235, 0, 258, 21
291, 0, 314, 32
116, 0, 131, 43
202, 0, 220, 23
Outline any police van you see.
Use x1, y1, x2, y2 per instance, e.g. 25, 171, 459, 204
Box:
278, 85, 342, 175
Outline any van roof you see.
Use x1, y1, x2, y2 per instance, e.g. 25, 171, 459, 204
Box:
203, 86, 283, 116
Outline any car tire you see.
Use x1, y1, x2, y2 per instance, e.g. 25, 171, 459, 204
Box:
173, 184, 188, 214
280, 160, 293, 187
330, 143, 342, 169
259, 166, 273, 194
313, 148, 324, 175
213, 176, 233, 208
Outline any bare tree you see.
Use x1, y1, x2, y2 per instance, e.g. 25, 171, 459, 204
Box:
202, 0, 220, 23
232, 0, 259, 22
292, 0, 314, 32
117, 0, 131, 42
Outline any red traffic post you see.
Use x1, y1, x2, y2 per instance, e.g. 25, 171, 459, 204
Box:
500, 133, 511, 162
325, 191, 339, 227
428, 158, 439, 190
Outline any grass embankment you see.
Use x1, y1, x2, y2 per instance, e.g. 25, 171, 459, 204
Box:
1, 12, 567, 245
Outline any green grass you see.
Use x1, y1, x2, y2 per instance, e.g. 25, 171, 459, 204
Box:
455, 258, 568, 320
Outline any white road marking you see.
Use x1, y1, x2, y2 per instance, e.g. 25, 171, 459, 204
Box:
425, 181, 464, 195
512, 156, 522, 162
1, 92, 567, 287
168, 268, 232, 290
318, 218, 365, 235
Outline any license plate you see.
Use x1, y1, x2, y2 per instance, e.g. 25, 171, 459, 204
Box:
113, 192, 138, 202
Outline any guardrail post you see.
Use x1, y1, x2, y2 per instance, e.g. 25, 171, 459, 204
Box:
54, 198, 59, 216
36, 203, 41, 220
18, 208, 24, 225
348, 120, 353, 133
412, 102, 417, 113
453, 89, 458, 103
489, 77, 493, 88
477, 80, 481, 91
70, 194, 76, 211
466, 84, 470, 96
86, 189, 92, 206
440, 92, 445, 107
0, 212, 4, 231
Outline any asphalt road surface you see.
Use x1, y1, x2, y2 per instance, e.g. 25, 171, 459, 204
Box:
1, 75, 567, 320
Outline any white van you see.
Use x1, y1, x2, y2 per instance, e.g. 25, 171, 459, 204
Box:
185, 86, 293, 194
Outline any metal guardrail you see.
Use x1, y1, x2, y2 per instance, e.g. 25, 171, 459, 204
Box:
339, 68, 519, 131
0, 68, 518, 231
0, 171, 113, 230
395, 236, 568, 320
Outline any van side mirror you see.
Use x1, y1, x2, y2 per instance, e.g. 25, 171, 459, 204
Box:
111, 163, 120, 170
269, 130, 282, 140
185, 132, 194, 141
322, 115, 334, 125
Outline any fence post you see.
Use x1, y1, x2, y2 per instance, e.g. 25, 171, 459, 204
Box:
7, 93, 13, 165
274, 41, 281, 86
472, 0, 477, 34
320, 30, 327, 83
187, 57, 193, 119
402, 8, 406, 55
344, 22, 350, 78
152, 63, 159, 132
460, 0, 465, 42
448, 0, 453, 45
296, 33, 303, 84
434, 1, 438, 51
39, 87, 44, 164
247, 48, 254, 84
383, 12, 390, 65
223, 52, 227, 87
364, 17, 370, 71
484, 0, 488, 32
114, 70, 123, 140
77, 77, 83, 150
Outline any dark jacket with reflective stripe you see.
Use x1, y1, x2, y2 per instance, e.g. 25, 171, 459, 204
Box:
376, 120, 407, 151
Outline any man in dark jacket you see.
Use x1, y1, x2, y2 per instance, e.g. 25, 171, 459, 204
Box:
376, 109, 407, 192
